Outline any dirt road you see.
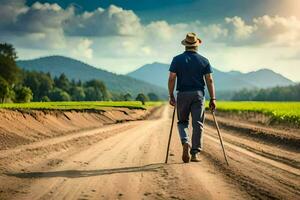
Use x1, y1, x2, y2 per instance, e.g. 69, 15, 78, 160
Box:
0, 105, 299, 200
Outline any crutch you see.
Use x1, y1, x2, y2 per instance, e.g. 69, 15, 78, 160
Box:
211, 110, 229, 166
165, 106, 176, 164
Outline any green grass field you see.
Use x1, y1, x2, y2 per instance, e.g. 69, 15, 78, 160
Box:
209, 101, 300, 126
1, 101, 299, 126
0, 101, 163, 110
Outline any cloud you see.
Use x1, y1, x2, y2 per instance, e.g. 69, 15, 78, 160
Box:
219, 15, 300, 46
2, 0, 299, 51
0, 1, 74, 49
1, 1, 299, 81
71, 38, 93, 59
64, 5, 142, 37
0, 0, 28, 26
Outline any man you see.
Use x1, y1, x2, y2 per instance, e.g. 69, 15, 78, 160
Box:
168, 32, 216, 163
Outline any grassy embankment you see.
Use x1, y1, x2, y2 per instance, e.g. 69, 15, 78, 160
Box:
1, 101, 299, 126
0, 101, 163, 110
209, 101, 300, 126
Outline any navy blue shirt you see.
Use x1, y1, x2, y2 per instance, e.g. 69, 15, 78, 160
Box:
169, 51, 213, 92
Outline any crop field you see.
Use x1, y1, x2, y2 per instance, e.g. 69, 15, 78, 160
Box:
0, 101, 163, 110
210, 101, 300, 126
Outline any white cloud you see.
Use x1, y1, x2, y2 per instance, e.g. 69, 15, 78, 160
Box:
1, 1, 299, 81
220, 15, 300, 46
71, 38, 93, 59
0, 1, 74, 49
225, 16, 255, 40
65, 5, 142, 37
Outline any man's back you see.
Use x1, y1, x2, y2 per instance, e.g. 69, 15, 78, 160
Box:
169, 51, 212, 93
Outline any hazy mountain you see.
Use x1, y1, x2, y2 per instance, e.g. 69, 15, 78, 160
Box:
128, 62, 254, 91
229, 69, 294, 88
127, 62, 294, 92
17, 56, 167, 98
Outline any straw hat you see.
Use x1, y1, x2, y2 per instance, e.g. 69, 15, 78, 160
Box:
181, 32, 202, 47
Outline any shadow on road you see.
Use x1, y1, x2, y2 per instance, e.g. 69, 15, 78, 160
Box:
5, 163, 180, 179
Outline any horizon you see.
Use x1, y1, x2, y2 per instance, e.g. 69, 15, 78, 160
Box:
17, 54, 297, 83
1, 0, 300, 81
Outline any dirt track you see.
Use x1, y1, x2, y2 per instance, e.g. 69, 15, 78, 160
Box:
0, 105, 299, 200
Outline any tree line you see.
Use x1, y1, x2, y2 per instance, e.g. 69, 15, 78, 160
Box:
0, 43, 159, 104
231, 84, 300, 101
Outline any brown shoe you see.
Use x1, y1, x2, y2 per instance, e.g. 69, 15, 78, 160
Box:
182, 143, 190, 163
191, 153, 200, 162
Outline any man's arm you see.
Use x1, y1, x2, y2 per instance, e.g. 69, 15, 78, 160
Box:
168, 72, 176, 106
204, 73, 216, 110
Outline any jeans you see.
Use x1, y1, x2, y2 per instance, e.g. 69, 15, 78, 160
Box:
176, 90, 205, 155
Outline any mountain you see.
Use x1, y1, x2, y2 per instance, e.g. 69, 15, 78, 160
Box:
228, 69, 294, 88
127, 62, 169, 88
128, 62, 256, 91
127, 62, 294, 92
17, 56, 167, 98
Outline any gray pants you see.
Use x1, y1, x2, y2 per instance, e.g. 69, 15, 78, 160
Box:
176, 90, 205, 155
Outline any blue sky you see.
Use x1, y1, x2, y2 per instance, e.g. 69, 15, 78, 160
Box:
1, 0, 300, 81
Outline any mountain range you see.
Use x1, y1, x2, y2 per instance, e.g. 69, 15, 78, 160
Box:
17, 56, 294, 100
17, 56, 167, 98
127, 62, 294, 91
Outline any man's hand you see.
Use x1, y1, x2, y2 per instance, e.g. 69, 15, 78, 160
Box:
169, 95, 176, 106
168, 72, 176, 106
209, 99, 216, 111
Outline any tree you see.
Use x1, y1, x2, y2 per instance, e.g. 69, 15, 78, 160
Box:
49, 88, 71, 101
0, 43, 20, 85
135, 93, 148, 105
14, 86, 33, 103
23, 71, 54, 101
231, 84, 300, 101
124, 93, 132, 101
0, 76, 10, 103
84, 87, 97, 101
70, 86, 85, 101
147, 92, 159, 101
54, 73, 70, 92
85, 79, 108, 100
0, 43, 17, 60
41, 96, 50, 102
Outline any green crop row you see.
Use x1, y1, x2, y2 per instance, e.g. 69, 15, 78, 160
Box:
206, 101, 300, 126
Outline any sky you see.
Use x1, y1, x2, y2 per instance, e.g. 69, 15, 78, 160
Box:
1, 0, 300, 81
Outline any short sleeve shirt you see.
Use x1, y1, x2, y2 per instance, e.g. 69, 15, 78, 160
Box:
169, 51, 213, 92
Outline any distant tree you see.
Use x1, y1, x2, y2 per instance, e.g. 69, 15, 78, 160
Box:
0, 43, 20, 85
76, 80, 83, 87
14, 86, 33, 103
124, 93, 132, 101
23, 71, 54, 101
0, 76, 10, 103
135, 93, 148, 105
70, 86, 85, 101
109, 92, 124, 101
0, 43, 17, 60
147, 92, 159, 101
54, 73, 70, 92
231, 89, 258, 101
84, 87, 97, 101
49, 88, 71, 101
41, 96, 51, 102
231, 84, 300, 101
85, 79, 108, 100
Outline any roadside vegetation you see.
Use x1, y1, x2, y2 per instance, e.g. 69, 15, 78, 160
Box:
0, 43, 160, 104
209, 101, 300, 126
231, 84, 300, 101
0, 101, 163, 110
